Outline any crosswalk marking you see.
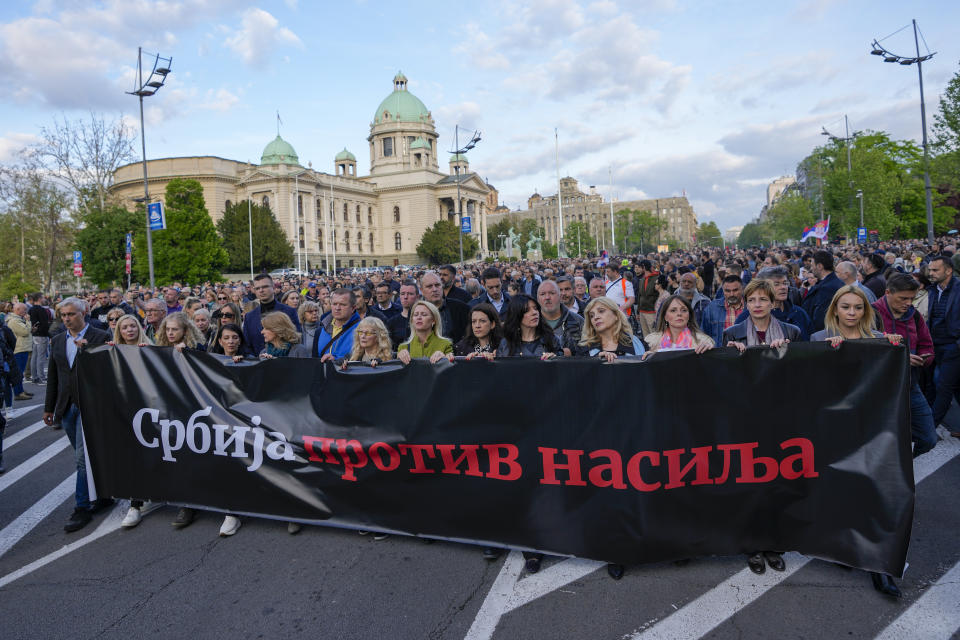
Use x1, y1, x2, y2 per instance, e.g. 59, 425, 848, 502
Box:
0, 475, 74, 559
3, 421, 47, 449
0, 437, 70, 494
875, 560, 960, 640
3, 404, 42, 421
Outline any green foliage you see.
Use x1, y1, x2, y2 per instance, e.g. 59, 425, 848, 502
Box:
765, 194, 815, 243
612, 209, 667, 253
697, 221, 723, 247
0, 272, 42, 301
737, 223, 769, 248
74, 199, 141, 287
564, 221, 595, 257
416, 220, 479, 265
132, 179, 227, 284
217, 200, 293, 272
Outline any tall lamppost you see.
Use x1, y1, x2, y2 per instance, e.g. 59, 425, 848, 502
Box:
451, 125, 481, 264
856, 189, 864, 227
127, 47, 172, 290
822, 115, 855, 239
871, 20, 936, 244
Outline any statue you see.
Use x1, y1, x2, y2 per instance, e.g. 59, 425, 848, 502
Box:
526, 232, 543, 254
506, 226, 522, 258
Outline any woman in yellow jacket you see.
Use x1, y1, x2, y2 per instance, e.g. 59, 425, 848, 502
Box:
397, 300, 454, 364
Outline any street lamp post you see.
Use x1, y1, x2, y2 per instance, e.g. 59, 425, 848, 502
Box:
451, 125, 482, 264
871, 20, 936, 243
822, 115, 855, 239
856, 189, 864, 227
497, 233, 506, 254
126, 47, 171, 291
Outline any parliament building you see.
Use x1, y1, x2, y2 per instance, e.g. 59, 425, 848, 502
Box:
110, 73, 494, 269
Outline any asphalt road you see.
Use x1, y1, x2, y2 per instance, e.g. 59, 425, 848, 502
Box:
1, 380, 958, 640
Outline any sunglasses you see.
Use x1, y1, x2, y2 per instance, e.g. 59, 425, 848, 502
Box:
217, 296, 228, 301
221, 313, 236, 320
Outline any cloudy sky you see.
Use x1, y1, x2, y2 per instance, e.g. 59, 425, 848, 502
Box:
0, 0, 957, 233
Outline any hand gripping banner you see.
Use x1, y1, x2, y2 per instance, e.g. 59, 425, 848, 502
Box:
78, 341, 914, 575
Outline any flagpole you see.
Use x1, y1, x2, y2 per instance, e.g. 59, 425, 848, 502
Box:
330, 180, 337, 276
248, 197, 254, 280
555, 128, 565, 257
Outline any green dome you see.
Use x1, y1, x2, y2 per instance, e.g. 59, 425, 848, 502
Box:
410, 136, 430, 150
374, 72, 431, 125
261, 135, 299, 165
450, 153, 468, 162
335, 147, 356, 161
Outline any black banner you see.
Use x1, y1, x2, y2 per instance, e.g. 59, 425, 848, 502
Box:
78, 342, 914, 575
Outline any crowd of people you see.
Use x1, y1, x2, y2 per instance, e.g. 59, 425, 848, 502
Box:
3, 237, 959, 595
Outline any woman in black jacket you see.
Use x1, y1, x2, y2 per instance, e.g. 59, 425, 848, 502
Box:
723, 279, 800, 351
454, 303, 502, 359
496, 295, 560, 359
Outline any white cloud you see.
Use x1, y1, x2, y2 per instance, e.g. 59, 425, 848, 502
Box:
223, 8, 303, 68
0, 132, 39, 163
199, 88, 241, 112
434, 102, 483, 132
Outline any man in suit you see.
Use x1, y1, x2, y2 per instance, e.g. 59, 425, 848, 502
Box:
925, 255, 960, 430
421, 271, 468, 343
801, 250, 843, 333
469, 266, 510, 317
243, 273, 301, 356
43, 297, 112, 533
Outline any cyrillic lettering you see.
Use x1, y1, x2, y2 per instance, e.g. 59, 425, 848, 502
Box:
336, 439, 368, 481
539, 447, 587, 486
213, 424, 249, 458
158, 418, 185, 462
437, 444, 483, 477
779, 437, 819, 479
265, 432, 295, 462
717, 442, 778, 484
663, 446, 713, 489
185, 407, 212, 454
369, 442, 400, 471
587, 449, 627, 489
398, 444, 437, 474
302, 436, 338, 464
484, 444, 522, 481
626, 451, 661, 491
132, 408, 159, 449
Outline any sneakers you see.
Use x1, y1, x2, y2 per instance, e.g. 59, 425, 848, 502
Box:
287, 522, 301, 535
172, 507, 195, 528
219, 515, 241, 537
121, 507, 142, 528
64, 507, 93, 533
35, 379, 46, 386
14, 392, 32, 401
372, 532, 389, 541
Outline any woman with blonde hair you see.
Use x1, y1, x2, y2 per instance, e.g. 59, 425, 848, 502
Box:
347, 317, 394, 365
397, 300, 453, 364
259, 312, 310, 359
154, 312, 205, 351
811, 284, 882, 343
298, 300, 321, 348
574, 296, 645, 362
643, 295, 714, 355
111, 314, 151, 346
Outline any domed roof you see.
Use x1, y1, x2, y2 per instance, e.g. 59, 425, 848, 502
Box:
335, 147, 356, 161
261, 135, 299, 165
374, 72, 431, 125
410, 136, 430, 150
449, 153, 469, 163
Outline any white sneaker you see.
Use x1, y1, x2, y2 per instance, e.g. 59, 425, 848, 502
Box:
121, 507, 142, 528
287, 521, 301, 535
219, 515, 241, 537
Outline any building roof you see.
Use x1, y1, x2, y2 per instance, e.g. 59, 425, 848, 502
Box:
410, 136, 431, 150
335, 147, 356, 161
449, 153, 468, 163
374, 74, 431, 125
437, 172, 476, 184
260, 135, 299, 165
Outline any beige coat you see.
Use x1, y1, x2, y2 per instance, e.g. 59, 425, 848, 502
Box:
6, 313, 32, 354
643, 329, 715, 353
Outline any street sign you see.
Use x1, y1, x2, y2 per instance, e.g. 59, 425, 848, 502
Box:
461, 216, 472, 234
73, 250, 82, 263
857, 227, 867, 244
125, 233, 132, 253
147, 202, 166, 230
73, 264, 83, 277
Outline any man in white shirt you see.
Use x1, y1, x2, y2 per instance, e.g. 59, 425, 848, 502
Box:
603, 264, 635, 316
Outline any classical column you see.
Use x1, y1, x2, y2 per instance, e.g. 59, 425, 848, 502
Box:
479, 202, 488, 255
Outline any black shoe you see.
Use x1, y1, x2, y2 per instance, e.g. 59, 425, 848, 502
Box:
607, 563, 625, 580
89, 498, 115, 513
172, 507, 195, 528
64, 508, 92, 533
747, 553, 766, 575
482, 547, 502, 560
524, 555, 542, 574
871, 572, 902, 598
763, 551, 786, 572
0, 464, 5, 474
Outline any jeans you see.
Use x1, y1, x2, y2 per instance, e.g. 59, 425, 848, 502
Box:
61, 404, 90, 510
31, 337, 49, 382
12, 352, 28, 394
931, 344, 960, 427
910, 380, 937, 456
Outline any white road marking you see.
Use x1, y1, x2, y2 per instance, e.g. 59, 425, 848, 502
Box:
466, 431, 960, 640
0, 475, 74, 559
0, 437, 70, 494
3, 421, 46, 449
875, 560, 960, 640
3, 404, 41, 421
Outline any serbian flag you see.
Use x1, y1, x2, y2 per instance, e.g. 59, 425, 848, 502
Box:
802, 218, 830, 242
597, 250, 609, 269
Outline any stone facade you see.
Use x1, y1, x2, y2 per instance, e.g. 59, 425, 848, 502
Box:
110, 73, 491, 270
488, 177, 698, 249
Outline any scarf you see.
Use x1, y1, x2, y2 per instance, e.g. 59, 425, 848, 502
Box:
266, 341, 292, 358
660, 328, 693, 350
745, 315, 784, 346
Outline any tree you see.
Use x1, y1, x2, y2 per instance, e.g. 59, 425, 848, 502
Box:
29, 113, 136, 214
132, 179, 227, 284
931, 60, 960, 223
765, 194, 815, 243
217, 200, 293, 272
737, 222, 768, 248
74, 197, 141, 287
416, 220, 479, 265
564, 221, 595, 257
612, 209, 667, 254
697, 221, 723, 247
487, 215, 520, 253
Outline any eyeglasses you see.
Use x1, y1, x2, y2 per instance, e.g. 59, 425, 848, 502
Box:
221, 313, 235, 319
356, 330, 377, 337
217, 296, 228, 301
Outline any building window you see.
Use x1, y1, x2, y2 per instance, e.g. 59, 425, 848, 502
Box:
368, 207, 373, 225
316, 198, 322, 213
318, 233, 324, 250
356, 231, 363, 252
224, 199, 232, 211
299, 225, 305, 249
369, 232, 374, 252
262, 195, 269, 209
383, 137, 393, 157
356, 205, 361, 223
343, 203, 348, 222
345, 237, 350, 252
393, 206, 400, 223
298, 195, 303, 216
394, 232, 402, 251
